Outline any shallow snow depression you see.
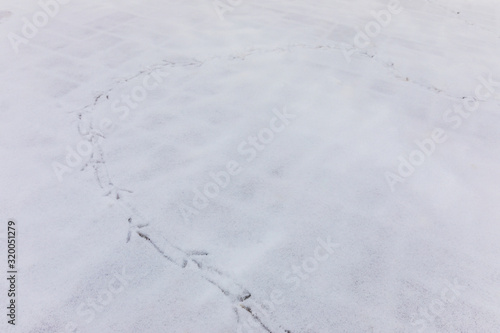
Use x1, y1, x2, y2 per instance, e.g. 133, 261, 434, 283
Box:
1, 0, 500, 332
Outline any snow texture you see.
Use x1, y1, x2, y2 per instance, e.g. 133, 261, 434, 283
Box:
1, 0, 500, 332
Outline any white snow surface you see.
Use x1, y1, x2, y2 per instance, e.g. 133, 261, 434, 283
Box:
1, 0, 500, 332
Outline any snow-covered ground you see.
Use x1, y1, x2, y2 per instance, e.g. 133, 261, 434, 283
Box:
1, 0, 500, 332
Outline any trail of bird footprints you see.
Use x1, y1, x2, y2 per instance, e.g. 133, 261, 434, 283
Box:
74, 63, 292, 331
73, 29, 477, 330
424, 0, 500, 38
